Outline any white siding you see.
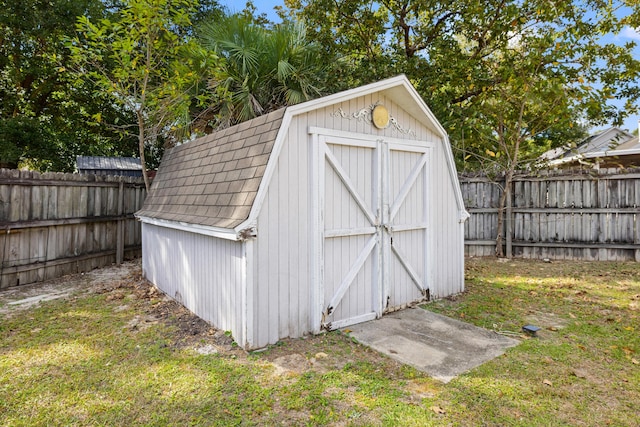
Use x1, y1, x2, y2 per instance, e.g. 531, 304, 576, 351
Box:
253, 93, 464, 347
428, 140, 465, 298
252, 110, 311, 348
142, 223, 247, 346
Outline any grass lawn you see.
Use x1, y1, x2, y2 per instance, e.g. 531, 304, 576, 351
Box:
1, 258, 638, 426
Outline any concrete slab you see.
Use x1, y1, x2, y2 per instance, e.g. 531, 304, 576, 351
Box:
344, 307, 519, 383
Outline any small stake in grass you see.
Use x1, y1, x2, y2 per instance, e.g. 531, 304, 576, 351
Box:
522, 325, 541, 336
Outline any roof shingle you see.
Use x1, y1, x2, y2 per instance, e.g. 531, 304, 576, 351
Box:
137, 108, 286, 229
76, 156, 142, 172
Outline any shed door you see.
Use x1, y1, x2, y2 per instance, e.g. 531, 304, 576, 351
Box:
314, 134, 430, 331
385, 142, 430, 310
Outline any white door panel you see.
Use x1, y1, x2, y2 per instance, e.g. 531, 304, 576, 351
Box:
315, 134, 430, 331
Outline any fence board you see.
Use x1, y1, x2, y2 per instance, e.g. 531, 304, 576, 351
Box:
461, 168, 640, 262
0, 169, 146, 288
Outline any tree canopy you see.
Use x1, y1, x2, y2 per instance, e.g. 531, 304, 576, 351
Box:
2, 0, 640, 186
68, 0, 219, 190
283, 0, 640, 168
0, 0, 138, 170
197, 12, 329, 128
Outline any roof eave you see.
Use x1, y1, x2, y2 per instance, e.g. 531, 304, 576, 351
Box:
136, 214, 240, 241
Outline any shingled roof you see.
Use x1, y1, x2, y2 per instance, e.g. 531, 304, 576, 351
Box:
137, 108, 285, 229
76, 156, 143, 176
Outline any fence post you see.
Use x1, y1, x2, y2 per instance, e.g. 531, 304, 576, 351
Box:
116, 181, 124, 264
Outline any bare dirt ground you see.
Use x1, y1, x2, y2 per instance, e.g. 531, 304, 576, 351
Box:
0, 260, 396, 375
0, 260, 243, 354
0, 262, 141, 316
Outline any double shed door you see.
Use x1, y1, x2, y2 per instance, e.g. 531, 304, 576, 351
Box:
312, 131, 432, 331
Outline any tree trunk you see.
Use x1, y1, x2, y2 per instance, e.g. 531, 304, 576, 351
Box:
495, 168, 513, 257
137, 112, 150, 192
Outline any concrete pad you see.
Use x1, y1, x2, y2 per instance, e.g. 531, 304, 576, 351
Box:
344, 308, 519, 383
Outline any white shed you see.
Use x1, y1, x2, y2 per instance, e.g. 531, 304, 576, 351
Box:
136, 75, 469, 349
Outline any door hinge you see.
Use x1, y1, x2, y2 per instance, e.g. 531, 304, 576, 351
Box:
320, 306, 334, 331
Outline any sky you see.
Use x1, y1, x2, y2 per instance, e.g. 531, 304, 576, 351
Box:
221, 0, 283, 20
221, 1, 640, 134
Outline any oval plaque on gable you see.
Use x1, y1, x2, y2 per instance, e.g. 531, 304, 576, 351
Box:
372, 105, 390, 129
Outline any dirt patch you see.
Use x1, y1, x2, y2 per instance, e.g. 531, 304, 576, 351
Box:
0, 261, 140, 316
141, 293, 241, 355
0, 260, 390, 369
0, 261, 241, 355
270, 353, 311, 376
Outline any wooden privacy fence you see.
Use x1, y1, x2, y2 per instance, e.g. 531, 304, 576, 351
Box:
461, 168, 640, 261
0, 169, 146, 288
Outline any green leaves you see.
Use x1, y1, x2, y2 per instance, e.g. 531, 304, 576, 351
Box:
198, 14, 327, 127
0, 0, 139, 171
68, 0, 220, 189
285, 0, 640, 173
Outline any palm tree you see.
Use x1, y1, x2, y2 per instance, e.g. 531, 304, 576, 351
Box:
198, 14, 327, 128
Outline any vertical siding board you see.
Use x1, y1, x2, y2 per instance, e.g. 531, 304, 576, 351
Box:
256, 193, 270, 347
291, 119, 303, 337
142, 224, 245, 345
267, 160, 281, 344
433, 142, 462, 297
278, 128, 291, 340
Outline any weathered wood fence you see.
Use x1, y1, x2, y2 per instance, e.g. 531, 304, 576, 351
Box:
461, 168, 640, 261
0, 169, 146, 288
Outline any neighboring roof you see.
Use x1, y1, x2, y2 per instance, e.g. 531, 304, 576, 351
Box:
541, 127, 635, 162
136, 108, 285, 229
547, 147, 640, 168
616, 136, 639, 150
76, 156, 142, 171
541, 127, 640, 169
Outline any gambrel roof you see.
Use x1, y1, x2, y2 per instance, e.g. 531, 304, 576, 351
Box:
137, 75, 468, 237
136, 108, 285, 229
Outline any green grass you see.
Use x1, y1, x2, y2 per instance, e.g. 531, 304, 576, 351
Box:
1, 258, 639, 426
428, 258, 640, 426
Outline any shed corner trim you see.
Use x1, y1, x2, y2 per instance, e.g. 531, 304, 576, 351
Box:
459, 209, 470, 223
240, 110, 294, 230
